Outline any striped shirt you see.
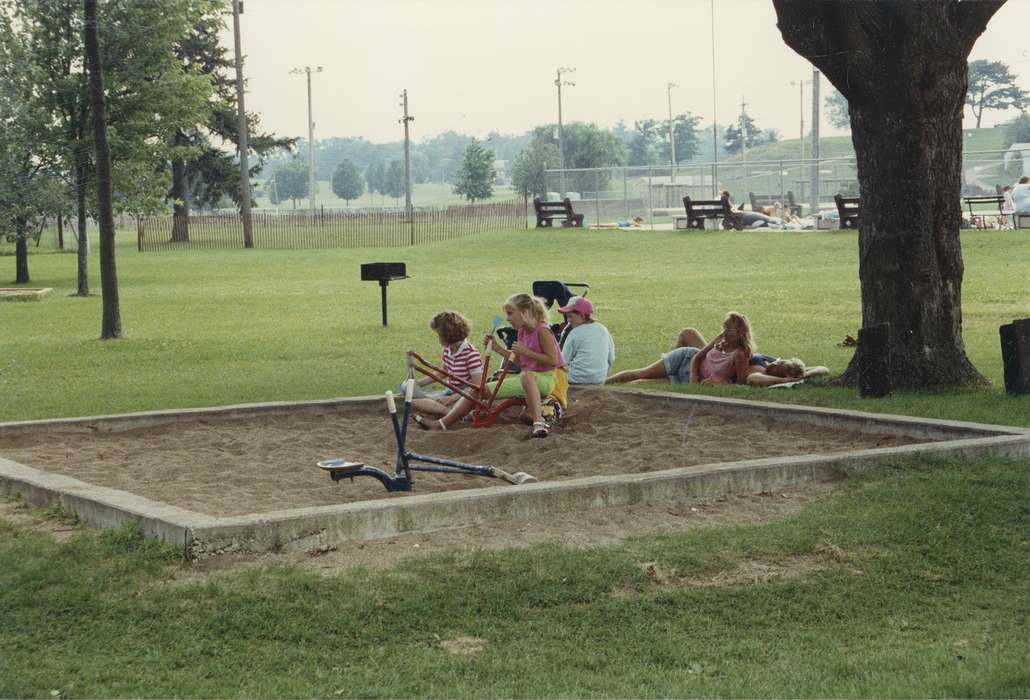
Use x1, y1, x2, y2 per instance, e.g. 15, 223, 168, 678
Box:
443, 339, 482, 387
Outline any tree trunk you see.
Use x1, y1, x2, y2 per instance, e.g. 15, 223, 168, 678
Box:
14, 220, 29, 284
773, 0, 1000, 389
170, 129, 190, 242
57, 214, 64, 250
84, 0, 121, 339
74, 145, 90, 296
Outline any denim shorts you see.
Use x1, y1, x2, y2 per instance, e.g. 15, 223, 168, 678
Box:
662, 346, 700, 384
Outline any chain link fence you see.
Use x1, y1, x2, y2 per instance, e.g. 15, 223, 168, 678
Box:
542, 148, 1028, 229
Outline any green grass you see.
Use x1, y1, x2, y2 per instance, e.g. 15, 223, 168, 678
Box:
1, 225, 1028, 425
2, 223, 1030, 697
1, 456, 1028, 697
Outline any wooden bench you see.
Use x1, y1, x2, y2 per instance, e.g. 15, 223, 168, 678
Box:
962, 195, 1005, 229
748, 191, 801, 217
533, 197, 584, 228
834, 193, 860, 229
679, 194, 742, 230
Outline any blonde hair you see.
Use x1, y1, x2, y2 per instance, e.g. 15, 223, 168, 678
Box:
429, 310, 471, 345
724, 311, 755, 357
505, 293, 549, 328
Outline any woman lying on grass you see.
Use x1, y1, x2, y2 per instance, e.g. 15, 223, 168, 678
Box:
606, 312, 828, 387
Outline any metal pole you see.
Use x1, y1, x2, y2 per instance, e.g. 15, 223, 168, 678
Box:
400, 89, 414, 243
810, 68, 821, 216
710, 0, 718, 197
667, 82, 678, 172
231, 0, 253, 248
799, 80, 805, 161
304, 69, 313, 217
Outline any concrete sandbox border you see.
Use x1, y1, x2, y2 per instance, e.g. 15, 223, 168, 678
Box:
1, 389, 1027, 558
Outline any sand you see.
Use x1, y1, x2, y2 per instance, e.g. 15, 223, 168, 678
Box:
0, 390, 924, 517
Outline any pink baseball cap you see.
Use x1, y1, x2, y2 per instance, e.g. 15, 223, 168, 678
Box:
558, 296, 594, 315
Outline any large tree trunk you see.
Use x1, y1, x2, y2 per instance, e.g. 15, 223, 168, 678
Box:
773, 0, 1002, 389
84, 0, 121, 339
14, 220, 29, 284
170, 129, 190, 242
75, 145, 90, 296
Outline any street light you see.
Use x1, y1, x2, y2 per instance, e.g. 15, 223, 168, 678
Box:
555, 66, 575, 196
289, 65, 323, 217
790, 78, 810, 161
667, 82, 679, 167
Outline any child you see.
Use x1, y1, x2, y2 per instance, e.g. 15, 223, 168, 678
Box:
411, 311, 483, 416
415, 293, 565, 438
1002, 185, 1016, 230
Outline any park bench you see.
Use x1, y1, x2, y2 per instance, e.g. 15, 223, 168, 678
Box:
533, 197, 584, 228
962, 194, 1006, 229
748, 190, 802, 217
679, 194, 742, 231
834, 193, 860, 229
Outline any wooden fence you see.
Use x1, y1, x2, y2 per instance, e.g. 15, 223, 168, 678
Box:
137, 199, 528, 252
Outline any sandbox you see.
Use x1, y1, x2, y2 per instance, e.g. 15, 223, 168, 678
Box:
0, 287, 52, 301
1, 388, 1028, 557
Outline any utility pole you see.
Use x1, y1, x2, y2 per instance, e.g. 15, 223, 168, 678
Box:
290, 65, 322, 218
399, 89, 414, 243
667, 82, 678, 184
790, 78, 807, 161
710, 0, 718, 196
231, 0, 253, 248
810, 68, 821, 216
555, 67, 575, 196
740, 97, 748, 166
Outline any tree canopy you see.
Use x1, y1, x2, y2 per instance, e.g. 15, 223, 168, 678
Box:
452, 140, 495, 203
273, 160, 309, 207
331, 159, 365, 204
965, 59, 1029, 129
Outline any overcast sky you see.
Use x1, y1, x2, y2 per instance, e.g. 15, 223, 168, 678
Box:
222, 0, 1030, 146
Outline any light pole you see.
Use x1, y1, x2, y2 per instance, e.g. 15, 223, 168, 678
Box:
555, 66, 575, 196
231, 0, 253, 248
667, 82, 679, 169
790, 78, 809, 161
710, 0, 718, 196
290, 65, 322, 218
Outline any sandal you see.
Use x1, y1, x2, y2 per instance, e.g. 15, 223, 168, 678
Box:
531, 421, 549, 438
414, 415, 447, 431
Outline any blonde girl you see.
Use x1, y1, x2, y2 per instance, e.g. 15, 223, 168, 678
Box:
606, 311, 754, 385
415, 293, 565, 437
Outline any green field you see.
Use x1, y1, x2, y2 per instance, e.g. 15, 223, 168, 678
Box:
2, 225, 1029, 697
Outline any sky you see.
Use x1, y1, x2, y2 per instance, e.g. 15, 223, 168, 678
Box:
222, 0, 1030, 146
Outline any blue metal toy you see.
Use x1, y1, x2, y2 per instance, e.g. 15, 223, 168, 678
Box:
318, 379, 537, 492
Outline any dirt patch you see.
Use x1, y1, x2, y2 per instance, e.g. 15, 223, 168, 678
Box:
614, 541, 871, 597
0, 496, 80, 543
165, 479, 842, 579
0, 390, 923, 518
438, 636, 487, 657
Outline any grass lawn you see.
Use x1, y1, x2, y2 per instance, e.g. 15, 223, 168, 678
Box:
1, 224, 1029, 697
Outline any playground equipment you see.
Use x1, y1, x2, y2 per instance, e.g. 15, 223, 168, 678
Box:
318, 379, 536, 492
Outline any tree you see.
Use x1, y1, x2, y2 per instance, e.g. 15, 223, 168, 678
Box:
825, 89, 851, 130
84, 0, 120, 339
453, 139, 495, 203
670, 112, 703, 162
628, 119, 660, 166
273, 160, 308, 208
774, 0, 1001, 389
331, 159, 364, 205
383, 158, 406, 205
528, 123, 624, 193
723, 113, 765, 154
168, 5, 294, 242
511, 141, 560, 199
365, 161, 385, 204
966, 59, 1029, 129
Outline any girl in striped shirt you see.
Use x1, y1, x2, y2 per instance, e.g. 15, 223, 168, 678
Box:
412, 310, 483, 416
